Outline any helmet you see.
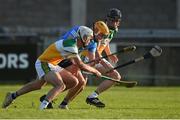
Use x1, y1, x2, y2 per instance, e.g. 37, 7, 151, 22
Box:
107, 8, 122, 20
79, 26, 93, 41
94, 21, 109, 35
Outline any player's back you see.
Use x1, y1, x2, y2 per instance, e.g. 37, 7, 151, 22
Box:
59, 26, 80, 40
38, 39, 78, 65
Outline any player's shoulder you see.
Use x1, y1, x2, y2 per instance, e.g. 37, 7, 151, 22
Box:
63, 39, 76, 47
62, 39, 78, 54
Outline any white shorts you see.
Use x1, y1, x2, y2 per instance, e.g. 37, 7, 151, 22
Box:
35, 60, 63, 79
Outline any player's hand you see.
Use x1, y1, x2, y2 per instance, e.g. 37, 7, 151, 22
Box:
94, 70, 102, 77
94, 58, 101, 64
108, 55, 118, 63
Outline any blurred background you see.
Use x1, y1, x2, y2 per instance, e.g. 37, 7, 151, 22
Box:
0, 0, 180, 86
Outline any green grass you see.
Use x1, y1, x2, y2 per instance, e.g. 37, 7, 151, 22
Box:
0, 85, 180, 119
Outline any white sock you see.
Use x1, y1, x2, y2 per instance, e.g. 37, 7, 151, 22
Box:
88, 91, 99, 98
39, 100, 49, 110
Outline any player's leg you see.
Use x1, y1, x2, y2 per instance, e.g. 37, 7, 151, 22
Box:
39, 64, 80, 109
2, 60, 52, 109
59, 69, 79, 91
95, 69, 121, 94
86, 59, 121, 108
59, 67, 87, 109
17, 79, 47, 97
39, 64, 79, 109
39, 69, 79, 109
68, 74, 88, 102
2, 79, 46, 108
86, 64, 107, 107
39, 71, 66, 110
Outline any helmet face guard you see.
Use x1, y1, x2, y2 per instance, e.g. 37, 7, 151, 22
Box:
94, 33, 109, 40
78, 26, 93, 47
78, 31, 86, 48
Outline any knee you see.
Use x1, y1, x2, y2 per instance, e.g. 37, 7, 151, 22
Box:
109, 71, 121, 81
78, 80, 86, 87
55, 83, 66, 92
71, 77, 79, 87
116, 73, 121, 80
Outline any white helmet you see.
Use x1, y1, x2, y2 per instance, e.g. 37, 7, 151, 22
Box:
78, 26, 93, 41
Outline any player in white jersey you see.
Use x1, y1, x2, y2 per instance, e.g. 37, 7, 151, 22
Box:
2, 26, 102, 110
58, 21, 110, 109
40, 21, 110, 109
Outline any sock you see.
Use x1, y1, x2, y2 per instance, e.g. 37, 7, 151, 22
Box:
11, 92, 18, 99
39, 100, 49, 110
88, 91, 99, 98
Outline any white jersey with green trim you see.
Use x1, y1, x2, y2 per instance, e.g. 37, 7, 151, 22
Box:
38, 39, 80, 65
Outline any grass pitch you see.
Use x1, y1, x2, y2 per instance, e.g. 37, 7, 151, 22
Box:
0, 85, 180, 119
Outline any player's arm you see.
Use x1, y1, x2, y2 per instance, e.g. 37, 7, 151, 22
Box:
104, 43, 111, 55
104, 42, 118, 63
73, 55, 101, 77
87, 51, 96, 66
87, 42, 101, 65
